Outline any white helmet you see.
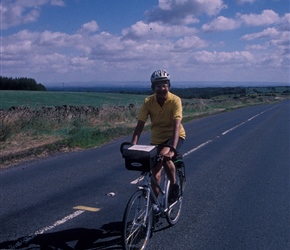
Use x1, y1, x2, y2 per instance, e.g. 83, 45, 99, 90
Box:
150, 69, 170, 83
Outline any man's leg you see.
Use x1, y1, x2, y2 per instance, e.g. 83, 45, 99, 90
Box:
164, 159, 176, 184
151, 162, 162, 197
164, 160, 179, 202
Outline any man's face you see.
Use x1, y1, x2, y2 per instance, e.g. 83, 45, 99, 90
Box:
153, 81, 169, 99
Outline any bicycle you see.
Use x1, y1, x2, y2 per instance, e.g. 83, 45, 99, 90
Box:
120, 142, 186, 250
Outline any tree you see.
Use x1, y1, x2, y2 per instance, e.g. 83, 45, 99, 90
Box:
0, 76, 47, 91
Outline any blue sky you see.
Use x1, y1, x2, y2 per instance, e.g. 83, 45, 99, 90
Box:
1, 0, 289, 85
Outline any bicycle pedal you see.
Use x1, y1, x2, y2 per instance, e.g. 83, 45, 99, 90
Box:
160, 213, 166, 218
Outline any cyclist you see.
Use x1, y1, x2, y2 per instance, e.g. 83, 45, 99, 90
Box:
131, 69, 186, 203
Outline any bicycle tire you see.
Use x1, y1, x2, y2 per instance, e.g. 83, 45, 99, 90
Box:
122, 189, 153, 250
166, 169, 184, 225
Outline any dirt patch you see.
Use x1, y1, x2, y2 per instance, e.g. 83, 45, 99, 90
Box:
0, 134, 74, 169
0, 134, 60, 156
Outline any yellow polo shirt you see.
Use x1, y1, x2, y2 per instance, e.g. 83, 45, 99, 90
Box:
138, 92, 186, 144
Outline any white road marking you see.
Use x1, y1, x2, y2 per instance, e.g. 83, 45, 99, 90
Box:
222, 122, 246, 135
222, 106, 275, 135
247, 114, 260, 121
9, 210, 85, 249
183, 140, 213, 157
175, 106, 276, 159
35, 210, 85, 235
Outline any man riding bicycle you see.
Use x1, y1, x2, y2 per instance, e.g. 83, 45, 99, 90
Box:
131, 69, 186, 203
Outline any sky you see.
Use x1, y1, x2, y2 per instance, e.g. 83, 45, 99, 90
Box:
1, 0, 289, 86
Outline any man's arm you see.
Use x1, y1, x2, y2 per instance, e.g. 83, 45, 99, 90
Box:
172, 119, 181, 149
131, 120, 145, 144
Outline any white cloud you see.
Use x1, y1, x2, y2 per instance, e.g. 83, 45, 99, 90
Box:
173, 35, 208, 51
2, 19, 288, 82
0, 0, 65, 30
38, 31, 68, 47
279, 13, 290, 31
79, 20, 99, 34
202, 10, 283, 33
191, 50, 254, 64
202, 16, 241, 32
236, 0, 255, 5
241, 27, 280, 40
122, 21, 197, 40
245, 44, 269, 50
238, 9, 280, 26
146, 0, 227, 25
241, 26, 289, 50
50, 0, 65, 6
241, 26, 289, 68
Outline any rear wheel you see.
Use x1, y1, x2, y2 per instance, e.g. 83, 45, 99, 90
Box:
122, 189, 153, 250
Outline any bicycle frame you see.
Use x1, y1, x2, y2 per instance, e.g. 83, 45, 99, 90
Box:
136, 167, 170, 216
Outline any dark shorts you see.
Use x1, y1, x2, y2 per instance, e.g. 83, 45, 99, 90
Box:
153, 137, 184, 154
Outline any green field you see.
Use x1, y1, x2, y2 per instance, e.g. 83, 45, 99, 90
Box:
0, 90, 147, 109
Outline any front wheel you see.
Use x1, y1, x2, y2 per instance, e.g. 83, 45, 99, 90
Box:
122, 189, 153, 250
166, 169, 185, 225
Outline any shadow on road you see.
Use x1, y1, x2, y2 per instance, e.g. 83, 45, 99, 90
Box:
0, 221, 123, 250
0, 217, 172, 249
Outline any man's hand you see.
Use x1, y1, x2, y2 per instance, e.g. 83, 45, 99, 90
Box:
163, 150, 174, 162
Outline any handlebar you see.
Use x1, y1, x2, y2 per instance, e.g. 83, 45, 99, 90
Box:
120, 142, 133, 154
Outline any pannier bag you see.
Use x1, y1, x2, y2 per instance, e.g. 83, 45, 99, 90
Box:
121, 144, 158, 172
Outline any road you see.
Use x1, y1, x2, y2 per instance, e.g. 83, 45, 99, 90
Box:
0, 100, 289, 249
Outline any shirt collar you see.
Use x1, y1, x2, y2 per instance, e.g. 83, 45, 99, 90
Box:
154, 91, 172, 102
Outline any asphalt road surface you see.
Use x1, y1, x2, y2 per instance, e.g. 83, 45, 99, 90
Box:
1, 100, 289, 250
